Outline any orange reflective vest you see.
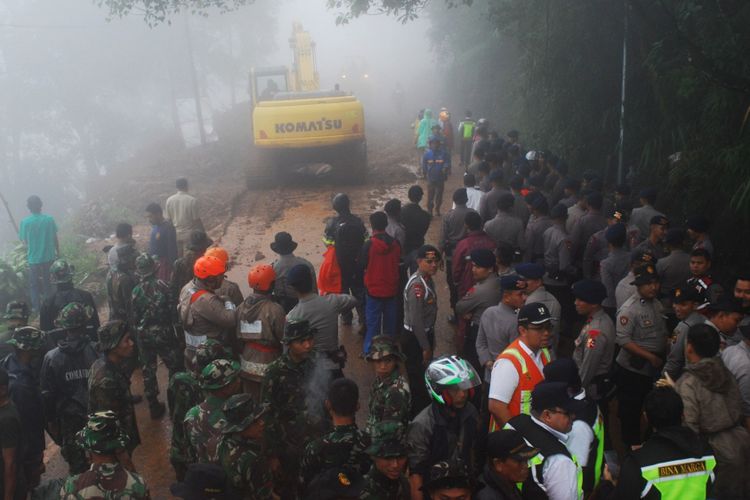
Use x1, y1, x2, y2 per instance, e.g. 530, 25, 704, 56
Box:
489, 338, 551, 432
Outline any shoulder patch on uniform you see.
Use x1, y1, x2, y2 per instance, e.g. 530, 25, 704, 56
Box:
586, 338, 597, 349
619, 316, 628, 326
338, 472, 351, 486
588, 329, 601, 338
413, 283, 425, 299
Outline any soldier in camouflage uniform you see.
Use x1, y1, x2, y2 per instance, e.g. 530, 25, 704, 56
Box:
106, 245, 137, 323
184, 359, 242, 464
0, 301, 29, 362
60, 411, 150, 499
361, 421, 411, 499
39, 259, 100, 334
40, 303, 99, 475
217, 393, 273, 498
88, 320, 140, 469
261, 319, 325, 498
169, 340, 231, 480
131, 253, 183, 419
365, 335, 411, 434
300, 377, 371, 486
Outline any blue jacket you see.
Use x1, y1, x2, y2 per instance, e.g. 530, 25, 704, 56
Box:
422, 148, 451, 183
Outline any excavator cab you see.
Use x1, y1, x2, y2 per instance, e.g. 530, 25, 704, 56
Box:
250, 66, 290, 105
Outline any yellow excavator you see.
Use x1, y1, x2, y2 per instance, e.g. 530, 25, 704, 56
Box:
248, 23, 367, 185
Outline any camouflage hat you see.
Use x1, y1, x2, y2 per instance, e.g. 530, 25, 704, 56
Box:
365, 335, 405, 362
7, 326, 45, 351
365, 421, 409, 458
50, 259, 74, 284
221, 393, 269, 434
135, 253, 157, 277
77, 411, 128, 453
54, 302, 94, 329
282, 319, 316, 344
3, 301, 29, 321
96, 320, 129, 352
201, 359, 240, 390
195, 339, 233, 373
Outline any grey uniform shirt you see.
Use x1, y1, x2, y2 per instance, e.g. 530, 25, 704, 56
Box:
526, 287, 561, 351
455, 274, 501, 325
630, 205, 664, 241
601, 249, 630, 309
722, 341, 750, 417
479, 187, 511, 222
476, 302, 518, 381
570, 211, 607, 261
573, 309, 616, 395
566, 204, 586, 233
633, 238, 666, 260
524, 215, 553, 263
655, 249, 691, 300
287, 293, 357, 370
663, 311, 706, 379
440, 205, 475, 255
512, 192, 531, 227
273, 254, 317, 299
484, 211, 524, 252
542, 223, 573, 287
615, 292, 668, 377
403, 272, 438, 351
615, 271, 636, 310
582, 228, 609, 280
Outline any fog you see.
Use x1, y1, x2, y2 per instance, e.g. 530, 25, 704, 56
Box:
0, 0, 438, 248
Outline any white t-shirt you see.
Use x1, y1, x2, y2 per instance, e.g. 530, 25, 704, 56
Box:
488, 340, 547, 403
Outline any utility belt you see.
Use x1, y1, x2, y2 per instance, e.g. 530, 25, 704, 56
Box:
324, 346, 348, 369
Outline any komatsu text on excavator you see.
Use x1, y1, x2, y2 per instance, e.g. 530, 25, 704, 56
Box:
248, 23, 367, 185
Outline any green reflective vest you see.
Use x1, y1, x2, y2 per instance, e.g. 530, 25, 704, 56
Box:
459, 120, 475, 140
593, 410, 605, 487
640, 455, 716, 499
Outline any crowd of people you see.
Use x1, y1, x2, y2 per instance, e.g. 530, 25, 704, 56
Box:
0, 116, 748, 499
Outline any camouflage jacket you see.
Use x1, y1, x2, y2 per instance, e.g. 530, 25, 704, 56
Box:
217, 435, 273, 499
360, 468, 411, 500
184, 394, 227, 464
366, 370, 411, 434
87, 358, 140, 451
171, 251, 199, 303
60, 462, 150, 499
261, 354, 324, 458
131, 276, 175, 332
168, 371, 203, 466
106, 270, 135, 324
299, 423, 371, 486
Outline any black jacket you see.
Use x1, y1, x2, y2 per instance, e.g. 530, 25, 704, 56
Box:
39, 283, 100, 332
477, 465, 524, 500
400, 202, 431, 255
39, 337, 99, 425
1, 353, 46, 461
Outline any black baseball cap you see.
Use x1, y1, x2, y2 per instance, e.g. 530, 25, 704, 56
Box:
487, 430, 539, 461
632, 264, 659, 286
517, 302, 551, 325
531, 381, 587, 414
470, 248, 496, 269
672, 285, 704, 304
500, 274, 527, 292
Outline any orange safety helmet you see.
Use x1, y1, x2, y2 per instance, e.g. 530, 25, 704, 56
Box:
247, 264, 276, 291
193, 255, 226, 280
205, 246, 230, 264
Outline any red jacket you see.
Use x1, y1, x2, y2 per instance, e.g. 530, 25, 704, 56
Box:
452, 230, 496, 297
362, 231, 401, 298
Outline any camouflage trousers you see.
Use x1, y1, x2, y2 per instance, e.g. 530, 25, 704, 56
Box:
60, 415, 88, 475
138, 327, 184, 404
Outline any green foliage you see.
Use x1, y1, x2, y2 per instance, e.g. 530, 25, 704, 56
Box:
98, 0, 255, 25
58, 233, 100, 287
0, 243, 28, 310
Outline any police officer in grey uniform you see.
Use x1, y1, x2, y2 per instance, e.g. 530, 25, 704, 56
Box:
543, 203, 576, 327
402, 244, 440, 416
632, 215, 668, 260
483, 193, 524, 260
440, 188, 477, 311
629, 187, 664, 242
478, 170, 510, 222
615, 249, 656, 310
523, 193, 552, 264
570, 191, 607, 264
582, 207, 626, 280
572, 280, 615, 401
600, 223, 630, 318
655, 228, 691, 306
663, 285, 706, 380
615, 264, 668, 449
455, 249, 501, 374
475, 275, 527, 382
516, 263, 561, 353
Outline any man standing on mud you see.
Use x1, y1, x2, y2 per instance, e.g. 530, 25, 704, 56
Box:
166, 177, 205, 258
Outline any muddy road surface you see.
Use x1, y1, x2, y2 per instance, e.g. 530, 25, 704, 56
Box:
41, 131, 463, 497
